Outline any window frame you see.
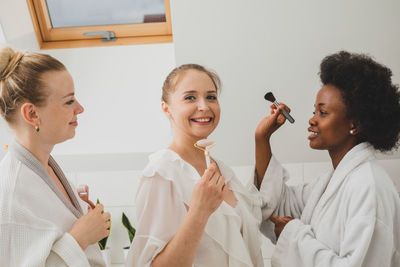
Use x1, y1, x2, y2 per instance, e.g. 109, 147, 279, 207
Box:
27, 0, 173, 49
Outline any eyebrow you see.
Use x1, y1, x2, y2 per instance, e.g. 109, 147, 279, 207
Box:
314, 103, 326, 107
62, 92, 75, 98
183, 90, 217, 94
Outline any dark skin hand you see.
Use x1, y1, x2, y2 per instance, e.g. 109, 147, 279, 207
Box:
270, 215, 294, 240
254, 104, 291, 186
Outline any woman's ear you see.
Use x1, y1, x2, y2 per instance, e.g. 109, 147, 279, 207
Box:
161, 101, 172, 119
20, 103, 40, 127
349, 122, 358, 135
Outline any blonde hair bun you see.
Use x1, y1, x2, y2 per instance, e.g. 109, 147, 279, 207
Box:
0, 46, 65, 123
0, 45, 15, 78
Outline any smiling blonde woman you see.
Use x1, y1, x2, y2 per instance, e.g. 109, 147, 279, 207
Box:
126, 64, 270, 267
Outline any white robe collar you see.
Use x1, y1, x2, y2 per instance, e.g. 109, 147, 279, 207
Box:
9, 139, 84, 219
301, 142, 375, 225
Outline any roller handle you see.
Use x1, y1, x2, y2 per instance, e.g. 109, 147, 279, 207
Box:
205, 154, 210, 168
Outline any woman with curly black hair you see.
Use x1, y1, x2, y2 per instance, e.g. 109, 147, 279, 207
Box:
254, 51, 400, 266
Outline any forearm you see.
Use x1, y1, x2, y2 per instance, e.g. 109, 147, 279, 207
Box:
255, 137, 272, 188
152, 210, 208, 267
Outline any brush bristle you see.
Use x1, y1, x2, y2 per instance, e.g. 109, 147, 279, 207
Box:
264, 92, 276, 102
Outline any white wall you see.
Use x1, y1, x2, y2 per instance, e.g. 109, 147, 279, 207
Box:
0, 23, 5, 43
0, 0, 176, 165
1, 0, 400, 167
171, 0, 400, 165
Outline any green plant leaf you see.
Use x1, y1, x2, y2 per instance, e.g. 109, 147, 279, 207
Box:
96, 199, 110, 250
122, 212, 136, 244
98, 236, 107, 250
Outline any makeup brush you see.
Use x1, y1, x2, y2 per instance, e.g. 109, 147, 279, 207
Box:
264, 92, 295, 123
194, 139, 216, 168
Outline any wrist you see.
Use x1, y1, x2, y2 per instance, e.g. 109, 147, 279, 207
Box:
255, 133, 270, 143
187, 209, 209, 226
69, 231, 88, 251
255, 138, 271, 152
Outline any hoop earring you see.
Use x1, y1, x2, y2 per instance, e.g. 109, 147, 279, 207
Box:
35, 125, 40, 133
350, 129, 355, 135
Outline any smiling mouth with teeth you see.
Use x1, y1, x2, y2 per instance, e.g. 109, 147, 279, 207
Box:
308, 125, 320, 138
308, 130, 319, 140
191, 118, 212, 123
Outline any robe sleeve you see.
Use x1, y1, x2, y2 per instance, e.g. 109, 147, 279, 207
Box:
0, 223, 90, 266
271, 182, 393, 267
258, 156, 317, 220
125, 173, 188, 267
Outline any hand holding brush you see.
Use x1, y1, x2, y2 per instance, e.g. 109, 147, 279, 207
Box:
264, 92, 295, 123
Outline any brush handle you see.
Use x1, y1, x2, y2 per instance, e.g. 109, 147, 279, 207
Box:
274, 101, 295, 123
282, 109, 295, 123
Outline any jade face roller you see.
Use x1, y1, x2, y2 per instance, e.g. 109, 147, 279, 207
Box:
264, 92, 295, 123
194, 139, 216, 167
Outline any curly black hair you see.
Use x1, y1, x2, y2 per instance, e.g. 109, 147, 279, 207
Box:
320, 51, 400, 152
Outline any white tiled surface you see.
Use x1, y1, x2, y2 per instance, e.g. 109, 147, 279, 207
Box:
76, 170, 141, 207
303, 161, 332, 184
68, 158, 400, 266
379, 159, 400, 192
282, 163, 304, 186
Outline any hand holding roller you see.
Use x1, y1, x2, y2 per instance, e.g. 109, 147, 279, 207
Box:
194, 139, 216, 168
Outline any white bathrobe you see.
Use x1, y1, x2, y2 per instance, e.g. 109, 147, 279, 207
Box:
0, 140, 105, 267
260, 142, 400, 267
126, 149, 265, 267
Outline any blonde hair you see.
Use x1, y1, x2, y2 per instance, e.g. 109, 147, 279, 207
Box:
0, 45, 65, 123
162, 64, 221, 103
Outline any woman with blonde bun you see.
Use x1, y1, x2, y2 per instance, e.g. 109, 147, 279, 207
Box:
0, 46, 110, 266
